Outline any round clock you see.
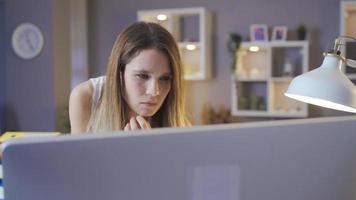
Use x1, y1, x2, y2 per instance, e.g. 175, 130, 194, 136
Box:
11, 23, 44, 60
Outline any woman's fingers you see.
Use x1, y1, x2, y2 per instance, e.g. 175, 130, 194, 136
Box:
129, 117, 139, 130
136, 116, 151, 129
125, 116, 151, 131
124, 123, 130, 131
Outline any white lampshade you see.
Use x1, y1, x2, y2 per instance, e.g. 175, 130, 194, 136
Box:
285, 54, 356, 113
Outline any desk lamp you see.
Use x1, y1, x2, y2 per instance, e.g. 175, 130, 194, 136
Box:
285, 36, 356, 113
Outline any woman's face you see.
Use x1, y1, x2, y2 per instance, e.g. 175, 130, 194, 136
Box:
123, 48, 172, 118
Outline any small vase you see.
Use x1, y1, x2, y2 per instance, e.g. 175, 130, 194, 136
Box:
297, 31, 306, 40
283, 58, 294, 77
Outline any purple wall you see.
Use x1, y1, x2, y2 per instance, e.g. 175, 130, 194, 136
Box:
0, 0, 5, 132
4, 0, 55, 131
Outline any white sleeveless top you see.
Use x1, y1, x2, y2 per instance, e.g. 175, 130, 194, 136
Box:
89, 76, 106, 116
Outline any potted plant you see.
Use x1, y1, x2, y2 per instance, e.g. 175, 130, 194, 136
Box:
296, 24, 307, 40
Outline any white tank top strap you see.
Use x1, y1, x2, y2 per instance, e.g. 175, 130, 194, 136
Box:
89, 76, 106, 114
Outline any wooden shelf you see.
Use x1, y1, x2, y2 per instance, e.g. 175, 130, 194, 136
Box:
137, 7, 212, 80
235, 78, 268, 82
270, 77, 294, 82
231, 41, 309, 118
340, 2, 356, 80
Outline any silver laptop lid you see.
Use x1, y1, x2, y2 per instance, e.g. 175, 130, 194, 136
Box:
3, 116, 356, 200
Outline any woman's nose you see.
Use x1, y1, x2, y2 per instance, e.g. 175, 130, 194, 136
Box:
146, 79, 159, 96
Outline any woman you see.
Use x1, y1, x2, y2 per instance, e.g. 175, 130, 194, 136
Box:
69, 22, 190, 133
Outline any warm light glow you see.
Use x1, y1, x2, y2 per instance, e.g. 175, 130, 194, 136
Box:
284, 93, 356, 113
186, 44, 197, 51
156, 14, 167, 21
249, 46, 260, 52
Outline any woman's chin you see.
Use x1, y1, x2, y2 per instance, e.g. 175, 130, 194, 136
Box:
135, 105, 159, 117
137, 110, 156, 117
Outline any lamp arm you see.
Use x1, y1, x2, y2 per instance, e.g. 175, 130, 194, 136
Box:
332, 36, 355, 53
331, 36, 356, 68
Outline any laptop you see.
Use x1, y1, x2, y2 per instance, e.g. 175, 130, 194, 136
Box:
2, 116, 356, 200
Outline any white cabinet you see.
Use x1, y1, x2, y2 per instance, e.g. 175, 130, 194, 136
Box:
340, 1, 356, 80
231, 41, 309, 118
137, 7, 212, 80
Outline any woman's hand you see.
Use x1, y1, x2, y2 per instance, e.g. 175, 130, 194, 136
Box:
124, 116, 151, 131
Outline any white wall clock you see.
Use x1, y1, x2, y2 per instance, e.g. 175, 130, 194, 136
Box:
11, 23, 44, 60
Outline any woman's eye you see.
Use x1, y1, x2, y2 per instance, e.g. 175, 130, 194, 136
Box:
160, 75, 172, 82
136, 74, 149, 80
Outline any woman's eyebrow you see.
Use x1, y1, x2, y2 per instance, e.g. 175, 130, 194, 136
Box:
133, 70, 150, 73
133, 70, 171, 76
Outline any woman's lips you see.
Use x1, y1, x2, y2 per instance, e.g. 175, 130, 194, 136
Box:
140, 102, 157, 106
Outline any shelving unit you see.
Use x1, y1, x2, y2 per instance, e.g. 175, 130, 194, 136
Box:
231, 41, 309, 118
340, 1, 356, 80
137, 7, 212, 80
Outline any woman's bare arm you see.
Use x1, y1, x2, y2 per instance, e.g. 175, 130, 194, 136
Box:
69, 80, 93, 134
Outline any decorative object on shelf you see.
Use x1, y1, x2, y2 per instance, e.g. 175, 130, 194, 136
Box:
283, 57, 294, 76
11, 23, 44, 60
201, 103, 231, 124
227, 33, 242, 73
249, 96, 267, 111
236, 67, 248, 79
235, 49, 249, 79
257, 97, 267, 110
215, 105, 232, 123
238, 96, 266, 111
238, 97, 248, 110
250, 24, 268, 42
272, 26, 287, 41
250, 95, 259, 110
296, 24, 307, 40
249, 67, 262, 79
201, 103, 215, 124
285, 36, 356, 113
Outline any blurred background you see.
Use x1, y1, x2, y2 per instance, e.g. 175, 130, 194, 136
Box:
0, 0, 355, 133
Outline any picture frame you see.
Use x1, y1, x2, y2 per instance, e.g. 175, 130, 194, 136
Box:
272, 26, 287, 41
250, 24, 268, 42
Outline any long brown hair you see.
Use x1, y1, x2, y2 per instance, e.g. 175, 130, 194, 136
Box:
89, 22, 190, 132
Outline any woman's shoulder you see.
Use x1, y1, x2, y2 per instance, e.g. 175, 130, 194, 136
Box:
70, 80, 93, 103
69, 80, 96, 134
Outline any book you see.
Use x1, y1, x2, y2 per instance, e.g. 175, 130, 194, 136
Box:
0, 132, 60, 143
